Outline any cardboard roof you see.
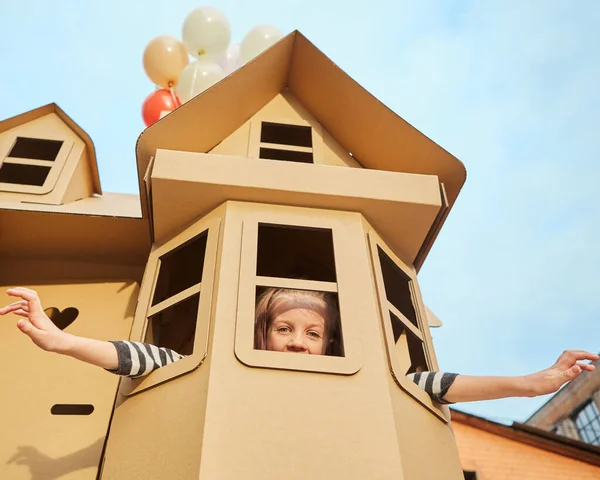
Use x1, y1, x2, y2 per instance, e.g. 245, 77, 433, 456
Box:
135, 30, 467, 224
0, 207, 150, 266
0, 103, 102, 194
0, 193, 150, 265
0, 105, 150, 264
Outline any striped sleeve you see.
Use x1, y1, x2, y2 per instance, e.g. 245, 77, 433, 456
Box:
406, 372, 458, 404
106, 341, 186, 378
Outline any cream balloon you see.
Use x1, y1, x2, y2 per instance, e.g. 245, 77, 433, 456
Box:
216, 42, 241, 75
143, 35, 189, 88
176, 60, 225, 103
182, 6, 231, 60
240, 25, 284, 64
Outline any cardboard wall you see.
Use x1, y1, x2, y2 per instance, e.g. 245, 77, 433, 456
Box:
209, 92, 362, 169
0, 281, 138, 480
99, 202, 462, 479
100, 208, 225, 479
150, 149, 441, 264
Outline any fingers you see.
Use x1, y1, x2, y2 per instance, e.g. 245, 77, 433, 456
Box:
561, 365, 582, 383
4, 288, 44, 318
0, 300, 29, 315
12, 309, 30, 318
578, 362, 596, 372
557, 350, 599, 365
16, 318, 40, 337
6, 287, 40, 305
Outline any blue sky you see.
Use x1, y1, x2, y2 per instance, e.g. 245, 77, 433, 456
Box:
1, 1, 599, 423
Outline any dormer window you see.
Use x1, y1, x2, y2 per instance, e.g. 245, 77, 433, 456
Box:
0, 135, 72, 194
249, 119, 323, 164
259, 122, 313, 163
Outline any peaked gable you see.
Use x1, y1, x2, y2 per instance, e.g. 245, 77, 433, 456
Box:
0, 103, 102, 194
136, 31, 466, 218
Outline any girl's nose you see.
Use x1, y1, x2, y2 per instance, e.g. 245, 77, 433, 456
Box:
286, 334, 308, 353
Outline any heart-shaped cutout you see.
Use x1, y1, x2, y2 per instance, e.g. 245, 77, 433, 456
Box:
44, 307, 79, 330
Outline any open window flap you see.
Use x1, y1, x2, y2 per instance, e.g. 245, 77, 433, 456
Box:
143, 155, 155, 241
425, 305, 443, 328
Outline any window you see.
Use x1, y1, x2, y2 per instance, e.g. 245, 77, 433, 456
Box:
572, 400, 600, 445
235, 209, 361, 375
378, 247, 428, 375
248, 119, 323, 164
368, 231, 444, 420
123, 216, 220, 396
259, 122, 313, 163
0, 136, 73, 194
256, 224, 336, 282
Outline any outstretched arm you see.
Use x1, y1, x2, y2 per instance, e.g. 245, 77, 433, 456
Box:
0, 287, 120, 370
415, 350, 597, 404
444, 350, 598, 403
1, 287, 186, 377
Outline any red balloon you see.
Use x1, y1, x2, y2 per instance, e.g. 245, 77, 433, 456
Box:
142, 89, 181, 126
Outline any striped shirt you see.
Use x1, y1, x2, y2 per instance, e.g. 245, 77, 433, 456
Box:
107, 341, 186, 378
406, 371, 458, 404
108, 340, 458, 404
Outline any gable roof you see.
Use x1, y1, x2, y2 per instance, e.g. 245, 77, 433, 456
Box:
135, 30, 466, 221
0, 103, 102, 194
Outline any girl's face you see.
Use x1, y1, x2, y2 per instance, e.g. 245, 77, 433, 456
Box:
266, 307, 328, 355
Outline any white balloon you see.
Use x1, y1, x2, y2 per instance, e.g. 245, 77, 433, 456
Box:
216, 43, 241, 75
182, 6, 231, 60
176, 60, 225, 103
240, 25, 284, 64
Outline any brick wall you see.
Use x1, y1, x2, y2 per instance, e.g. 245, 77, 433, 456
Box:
453, 420, 600, 479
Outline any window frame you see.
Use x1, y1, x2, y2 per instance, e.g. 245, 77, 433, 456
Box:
234, 209, 362, 375
122, 216, 221, 396
247, 117, 324, 165
368, 230, 447, 420
0, 134, 73, 194
572, 399, 600, 445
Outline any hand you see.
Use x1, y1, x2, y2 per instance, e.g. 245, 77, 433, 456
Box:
526, 350, 599, 397
0, 287, 70, 353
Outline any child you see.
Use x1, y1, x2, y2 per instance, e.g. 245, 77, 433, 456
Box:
254, 287, 344, 356
1, 286, 597, 404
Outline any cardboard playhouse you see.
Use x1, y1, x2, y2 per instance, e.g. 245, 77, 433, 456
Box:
0, 31, 467, 479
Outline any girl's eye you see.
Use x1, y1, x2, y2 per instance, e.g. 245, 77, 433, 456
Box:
277, 326, 291, 333
307, 331, 322, 339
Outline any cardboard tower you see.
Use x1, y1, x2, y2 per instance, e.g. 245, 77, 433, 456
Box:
0, 32, 467, 479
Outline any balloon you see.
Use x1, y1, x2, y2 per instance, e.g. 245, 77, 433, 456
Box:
216, 42, 241, 75
142, 89, 181, 127
176, 60, 225, 103
182, 6, 231, 60
240, 25, 284, 64
143, 35, 189, 88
